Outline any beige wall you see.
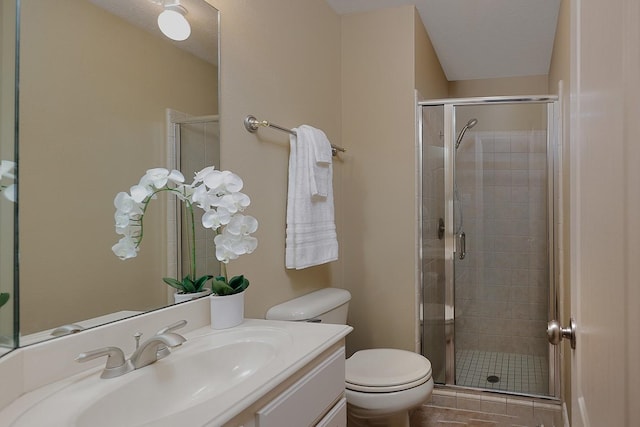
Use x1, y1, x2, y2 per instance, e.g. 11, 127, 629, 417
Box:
450, 75, 549, 132
414, 11, 449, 100
449, 75, 549, 98
20, 0, 217, 333
341, 5, 447, 355
208, 1, 449, 357
207, 0, 343, 318
548, 0, 571, 413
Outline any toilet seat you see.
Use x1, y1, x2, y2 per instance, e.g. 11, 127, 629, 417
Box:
345, 349, 432, 393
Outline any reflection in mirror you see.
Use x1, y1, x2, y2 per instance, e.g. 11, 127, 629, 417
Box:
171, 114, 221, 290
17, 0, 219, 345
0, 0, 18, 356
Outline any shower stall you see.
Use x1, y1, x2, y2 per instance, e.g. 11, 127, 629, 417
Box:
165, 112, 221, 289
419, 96, 559, 398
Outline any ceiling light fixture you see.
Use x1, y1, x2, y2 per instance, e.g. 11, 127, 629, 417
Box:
158, 2, 191, 41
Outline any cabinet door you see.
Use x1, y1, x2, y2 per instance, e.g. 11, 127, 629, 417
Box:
257, 348, 345, 427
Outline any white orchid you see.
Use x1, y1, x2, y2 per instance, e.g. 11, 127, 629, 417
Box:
139, 168, 184, 189
114, 191, 143, 215
112, 235, 138, 260
214, 232, 258, 263
0, 160, 16, 180
3, 184, 15, 202
202, 169, 244, 193
201, 207, 232, 230
217, 192, 250, 213
225, 214, 259, 236
112, 165, 258, 296
0, 160, 16, 202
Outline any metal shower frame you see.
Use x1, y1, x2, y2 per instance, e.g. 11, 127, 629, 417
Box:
417, 95, 561, 399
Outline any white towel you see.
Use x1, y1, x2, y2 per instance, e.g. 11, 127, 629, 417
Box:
285, 125, 339, 269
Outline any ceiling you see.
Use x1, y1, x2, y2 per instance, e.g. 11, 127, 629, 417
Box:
325, 0, 561, 81
89, 0, 218, 64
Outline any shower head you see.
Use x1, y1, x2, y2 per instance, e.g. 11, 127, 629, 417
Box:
465, 118, 478, 129
455, 118, 478, 150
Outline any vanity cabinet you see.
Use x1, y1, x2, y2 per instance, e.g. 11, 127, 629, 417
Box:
224, 343, 347, 427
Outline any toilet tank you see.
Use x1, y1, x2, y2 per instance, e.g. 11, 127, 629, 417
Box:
265, 288, 351, 324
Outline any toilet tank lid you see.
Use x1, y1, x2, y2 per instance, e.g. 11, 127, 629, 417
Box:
266, 288, 351, 321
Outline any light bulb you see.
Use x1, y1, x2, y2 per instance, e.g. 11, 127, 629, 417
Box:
158, 7, 191, 41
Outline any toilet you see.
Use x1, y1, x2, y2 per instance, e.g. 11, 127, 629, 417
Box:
266, 288, 433, 427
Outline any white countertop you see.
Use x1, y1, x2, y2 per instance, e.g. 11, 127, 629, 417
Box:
0, 319, 352, 427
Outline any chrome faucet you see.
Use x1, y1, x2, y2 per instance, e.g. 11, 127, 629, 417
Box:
75, 320, 188, 378
128, 332, 186, 369
76, 347, 134, 379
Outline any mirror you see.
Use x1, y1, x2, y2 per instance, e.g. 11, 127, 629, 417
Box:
0, 0, 18, 355
16, 0, 219, 345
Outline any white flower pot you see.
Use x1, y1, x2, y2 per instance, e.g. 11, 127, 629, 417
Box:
174, 289, 211, 304
209, 291, 245, 329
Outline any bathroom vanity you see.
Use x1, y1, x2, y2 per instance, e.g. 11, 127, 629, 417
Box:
0, 299, 352, 426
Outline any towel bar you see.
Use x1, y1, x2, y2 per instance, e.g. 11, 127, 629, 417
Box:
244, 115, 346, 156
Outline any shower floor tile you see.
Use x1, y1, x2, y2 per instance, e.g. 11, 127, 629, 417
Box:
455, 350, 548, 395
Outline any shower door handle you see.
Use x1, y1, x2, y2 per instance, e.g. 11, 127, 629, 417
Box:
458, 232, 466, 260
547, 318, 576, 349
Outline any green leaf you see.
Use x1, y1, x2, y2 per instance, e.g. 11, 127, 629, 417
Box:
211, 278, 234, 296
0, 293, 9, 309
163, 277, 185, 292
212, 275, 249, 295
229, 275, 250, 292
194, 275, 214, 292
228, 275, 244, 288
181, 276, 197, 293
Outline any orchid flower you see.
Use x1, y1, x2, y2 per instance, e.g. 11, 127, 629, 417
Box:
112, 165, 258, 296
0, 160, 16, 202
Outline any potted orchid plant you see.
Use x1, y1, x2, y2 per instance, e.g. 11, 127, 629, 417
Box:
112, 166, 258, 305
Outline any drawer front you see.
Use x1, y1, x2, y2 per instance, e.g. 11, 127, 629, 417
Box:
257, 347, 345, 427
315, 397, 346, 427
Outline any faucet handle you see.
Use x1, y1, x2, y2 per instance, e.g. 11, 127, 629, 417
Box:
76, 346, 133, 379
155, 322, 187, 360
156, 319, 187, 335
133, 332, 143, 350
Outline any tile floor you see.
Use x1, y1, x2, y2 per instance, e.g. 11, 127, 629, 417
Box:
455, 350, 548, 395
410, 405, 559, 427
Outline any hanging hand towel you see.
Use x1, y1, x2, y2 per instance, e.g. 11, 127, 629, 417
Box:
285, 125, 339, 269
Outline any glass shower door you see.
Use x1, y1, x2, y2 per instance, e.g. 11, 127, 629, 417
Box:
452, 103, 552, 395
420, 105, 446, 384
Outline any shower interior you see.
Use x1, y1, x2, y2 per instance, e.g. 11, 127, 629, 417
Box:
420, 97, 558, 398
168, 112, 221, 284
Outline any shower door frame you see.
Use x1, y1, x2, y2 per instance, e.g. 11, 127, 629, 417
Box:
418, 95, 560, 399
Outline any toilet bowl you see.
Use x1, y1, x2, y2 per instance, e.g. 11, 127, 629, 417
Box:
345, 348, 433, 426
266, 289, 433, 427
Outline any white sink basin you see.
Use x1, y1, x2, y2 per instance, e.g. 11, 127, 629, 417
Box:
76, 333, 286, 427
1, 320, 351, 426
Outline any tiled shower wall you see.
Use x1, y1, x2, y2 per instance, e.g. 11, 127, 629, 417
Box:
455, 130, 549, 357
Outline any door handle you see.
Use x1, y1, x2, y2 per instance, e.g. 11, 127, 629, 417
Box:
438, 218, 445, 240
458, 232, 466, 260
547, 318, 576, 349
